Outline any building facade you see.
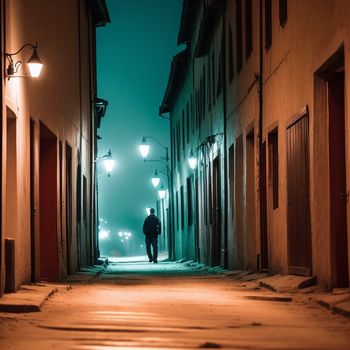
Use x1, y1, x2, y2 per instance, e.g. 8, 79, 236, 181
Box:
161, 0, 350, 290
0, 0, 110, 295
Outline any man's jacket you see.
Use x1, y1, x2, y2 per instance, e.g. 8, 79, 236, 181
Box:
143, 214, 161, 237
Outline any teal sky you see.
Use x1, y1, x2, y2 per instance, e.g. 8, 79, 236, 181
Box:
96, 0, 183, 255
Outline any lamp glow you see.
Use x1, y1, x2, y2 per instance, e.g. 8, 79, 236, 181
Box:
103, 159, 115, 173
139, 137, 150, 158
146, 207, 151, 215
27, 47, 43, 77
151, 170, 160, 188
99, 230, 109, 240
6, 44, 44, 78
158, 185, 166, 199
188, 150, 197, 170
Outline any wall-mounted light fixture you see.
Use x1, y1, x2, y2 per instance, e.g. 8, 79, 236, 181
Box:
158, 184, 167, 199
95, 149, 116, 177
138, 136, 169, 161
139, 137, 150, 158
187, 133, 223, 170
151, 169, 161, 188
188, 150, 197, 170
5, 43, 43, 79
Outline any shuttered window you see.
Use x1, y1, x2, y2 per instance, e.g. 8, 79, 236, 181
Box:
268, 128, 279, 209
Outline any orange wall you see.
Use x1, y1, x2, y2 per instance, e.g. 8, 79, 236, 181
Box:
1, 0, 97, 292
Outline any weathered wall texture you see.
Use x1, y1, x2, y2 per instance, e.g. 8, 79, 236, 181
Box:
161, 0, 350, 289
0, 0, 109, 295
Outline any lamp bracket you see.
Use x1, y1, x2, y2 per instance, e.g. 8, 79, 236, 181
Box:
5, 43, 39, 80
94, 149, 112, 162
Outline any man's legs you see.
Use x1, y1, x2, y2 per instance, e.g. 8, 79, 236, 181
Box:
145, 236, 153, 261
151, 237, 158, 262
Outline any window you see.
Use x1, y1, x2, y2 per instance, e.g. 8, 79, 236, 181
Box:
172, 128, 176, 169
211, 52, 216, 105
187, 177, 193, 226
279, 0, 287, 27
186, 102, 189, 143
216, 45, 222, 97
228, 24, 234, 82
177, 121, 180, 162
268, 128, 278, 209
229, 144, 235, 217
191, 93, 195, 134
265, 0, 272, 49
208, 57, 212, 110
236, 0, 242, 73
245, 0, 252, 59
182, 110, 185, 151
202, 66, 207, 120
180, 185, 184, 230
196, 89, 199, 130
208, 165, 212, 224
200, 77, 203, 123
176, 191, 179, 230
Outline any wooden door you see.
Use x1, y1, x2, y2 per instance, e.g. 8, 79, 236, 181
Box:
212, 156, 221, 266
260, 142, 268, 270
39, 123, 58, 281
66, 144, 73, 275
328, 71, 349, 287
287, 113, 312, 276
235, 136, 244, 268
30, 119, 40, 282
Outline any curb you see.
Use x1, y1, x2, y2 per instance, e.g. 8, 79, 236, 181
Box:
0, 284, 70, 313
316, 292, 350, 318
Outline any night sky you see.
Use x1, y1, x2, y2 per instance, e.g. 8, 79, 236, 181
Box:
96, 0, 182, 256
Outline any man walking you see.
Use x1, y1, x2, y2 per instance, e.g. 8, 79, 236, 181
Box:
143, 208, 161, 263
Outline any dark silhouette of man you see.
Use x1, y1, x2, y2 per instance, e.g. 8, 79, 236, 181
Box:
143, 208, 161, 263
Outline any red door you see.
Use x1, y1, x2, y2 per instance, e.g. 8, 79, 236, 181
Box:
287, 113, 312, 276
39, 123, 58, 281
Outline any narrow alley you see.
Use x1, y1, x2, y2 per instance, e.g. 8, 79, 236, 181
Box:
1, 261, 349, 350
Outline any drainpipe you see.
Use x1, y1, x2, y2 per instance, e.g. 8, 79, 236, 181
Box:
221, 1, 228, 268
258, 0, 264, 272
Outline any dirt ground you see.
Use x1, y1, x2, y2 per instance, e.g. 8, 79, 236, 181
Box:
0, 261, 349, 349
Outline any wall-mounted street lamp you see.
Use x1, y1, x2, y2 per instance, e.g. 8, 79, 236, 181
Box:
187, 133, 223, 170
5, 43, 43, 79
103, 159, 115, 175
188, 150, 198, 170
158, 184, 167, 199
96, 149, 116, 177
139, 137, 150, 158
138, 136, 169, 162
151, 169, 161, 188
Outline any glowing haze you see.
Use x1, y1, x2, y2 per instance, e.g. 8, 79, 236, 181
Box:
96, 0, 182, 257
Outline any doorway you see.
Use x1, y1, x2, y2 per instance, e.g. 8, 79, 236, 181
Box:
30, 119, 40, 282
246, 129, 256, 270
39, 123, 58, 281
286, 111, 312, 276
235, 135, 244, 268
328, 69, 349, 287
212, 155, 221, 266
5, 108, 17, 292
66, 143, 73, 275
260, 141, 268, 270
